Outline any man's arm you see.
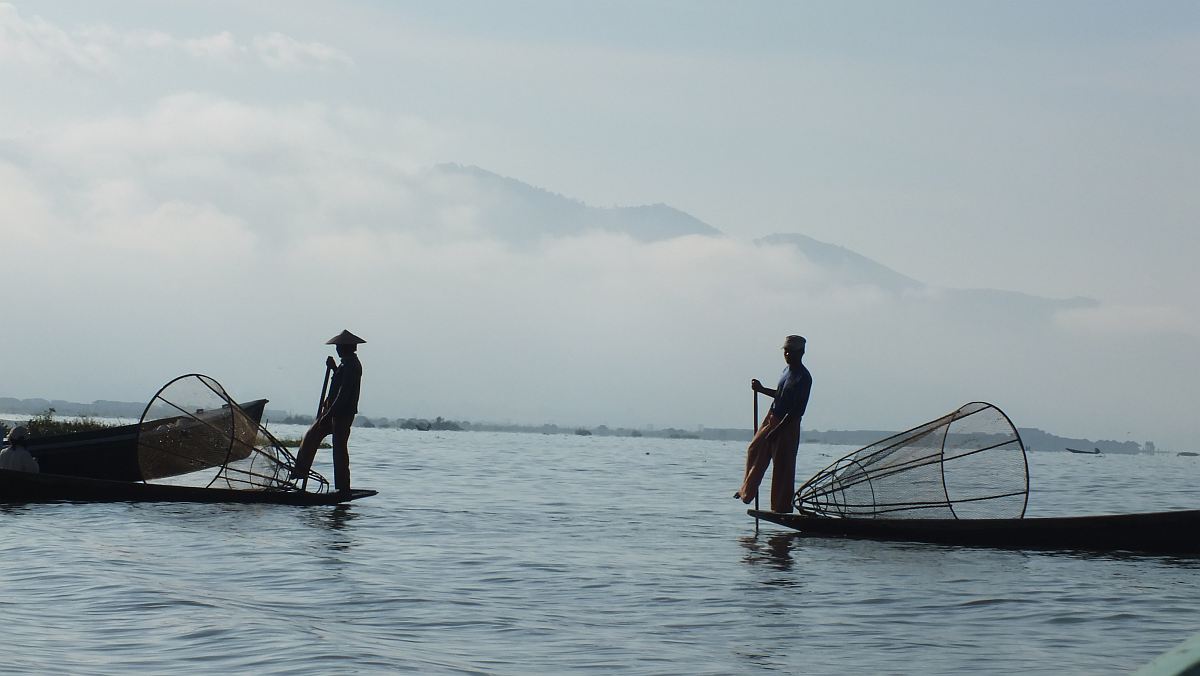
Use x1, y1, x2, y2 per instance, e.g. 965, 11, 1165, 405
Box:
314, 356, 339, 422
751, 379, 778, 398
323, 362, 362, 420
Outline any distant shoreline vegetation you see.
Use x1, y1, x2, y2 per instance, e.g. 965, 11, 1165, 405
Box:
276, 414, 1148, 451
0, 396, 1159, 453
1, 408, 116, 439
0, 409, 336, 451
276, 414, 464, 432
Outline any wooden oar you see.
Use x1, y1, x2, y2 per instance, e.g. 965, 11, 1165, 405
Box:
299, 358, 335, 491
753, 389, 760, 533
316, 356, 334, 418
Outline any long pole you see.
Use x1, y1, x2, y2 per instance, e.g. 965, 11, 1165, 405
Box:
753, 390, 760, 533
316, 360, 333, 418
298, 360, 334, 491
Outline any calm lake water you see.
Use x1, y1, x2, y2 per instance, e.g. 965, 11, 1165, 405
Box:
3, 426, 1200, 675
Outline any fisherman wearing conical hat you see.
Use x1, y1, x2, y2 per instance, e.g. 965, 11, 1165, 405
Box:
293, 330, 365, 493
735, 335, 813, 513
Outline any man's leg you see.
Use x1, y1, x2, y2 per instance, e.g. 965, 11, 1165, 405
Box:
769, 424, 801, 513
292, 417, 333, 481
738, 415, 776, 504
770, 445, 798, 513
331, 415, 354, 492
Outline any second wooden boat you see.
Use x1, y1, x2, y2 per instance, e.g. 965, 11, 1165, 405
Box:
749, 402, 1197, 554
749, 508, 1200, 554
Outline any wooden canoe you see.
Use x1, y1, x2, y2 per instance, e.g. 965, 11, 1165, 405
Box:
23, 399, 269, 482
0, 468, 375, 506
749, 508, 1200, 554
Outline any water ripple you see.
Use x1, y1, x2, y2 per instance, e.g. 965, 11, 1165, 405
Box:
3, 431, 1200, 674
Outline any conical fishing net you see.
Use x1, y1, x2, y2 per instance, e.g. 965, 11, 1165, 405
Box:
796, 402, 1028, 519
136, 374, 316, 491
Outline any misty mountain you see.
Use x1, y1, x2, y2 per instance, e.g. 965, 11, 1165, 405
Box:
757, 233, 923, 292
425, 163, 722, 242
758, 232, 1097, 317
425, 164, 1096, 317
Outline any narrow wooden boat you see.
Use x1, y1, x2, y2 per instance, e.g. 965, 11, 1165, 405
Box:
0, 468, 375, 505
23, 399, 269, 481
761, 403, 1200, 554
7, 375, 373, 506
749, 508, 1200, 554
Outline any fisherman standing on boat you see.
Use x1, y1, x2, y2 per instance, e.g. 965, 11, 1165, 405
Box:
292, 330, 365, 493
736, 335, 812, 513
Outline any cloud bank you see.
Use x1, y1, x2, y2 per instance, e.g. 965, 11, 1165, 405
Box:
0, 3, 352, 73
2, 89, 1196, 449
1, 4, 1197, 449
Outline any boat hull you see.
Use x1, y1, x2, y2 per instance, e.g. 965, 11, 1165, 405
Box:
0, 468, 375, 505
749, 508, 1200, 554
23, 399, 269, 481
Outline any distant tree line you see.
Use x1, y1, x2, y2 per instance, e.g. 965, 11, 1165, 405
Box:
0, 398, 146, 419
272, 413, 463, 432
800, 427, 1153, 454
0, 408, 115, 439
0, 396, 1160, 452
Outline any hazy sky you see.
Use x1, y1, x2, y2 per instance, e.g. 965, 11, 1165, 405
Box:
1, 2, 1197, 448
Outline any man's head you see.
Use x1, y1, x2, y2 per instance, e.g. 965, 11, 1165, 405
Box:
326, 329, 366, 358
782, 335, 806, 365
4, 425, 28, 445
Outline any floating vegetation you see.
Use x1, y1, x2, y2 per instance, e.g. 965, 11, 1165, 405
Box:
259, 432, 329, 449
24, 408, 117, 438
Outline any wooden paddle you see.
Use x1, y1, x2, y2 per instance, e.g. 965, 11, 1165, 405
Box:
753, 389, 760, 533
298, 357, 336, 491
316, 356, 335, 418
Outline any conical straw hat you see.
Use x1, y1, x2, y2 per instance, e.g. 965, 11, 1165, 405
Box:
326, 330, 366, 345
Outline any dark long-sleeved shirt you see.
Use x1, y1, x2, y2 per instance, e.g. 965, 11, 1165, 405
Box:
327, 354, 363, 416
769, 364, 812, 419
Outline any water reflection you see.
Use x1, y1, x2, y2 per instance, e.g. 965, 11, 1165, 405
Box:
739, 532, 801, 574
320, 504, 358, 531
0, 504, 34, 516
1051, 548, 1200, 567
303, 504, 360, 554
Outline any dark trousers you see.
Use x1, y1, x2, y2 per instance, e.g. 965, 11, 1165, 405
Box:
738, 412, 801, 513
293, 414, 353, 491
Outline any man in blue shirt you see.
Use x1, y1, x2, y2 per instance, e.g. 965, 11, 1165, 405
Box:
293, 329, 365, 493
736, 335, 813, 513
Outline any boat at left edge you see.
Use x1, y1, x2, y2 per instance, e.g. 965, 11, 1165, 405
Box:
22, 399, 270, 482
0, 468, 376, 505
6, 375, 377, 505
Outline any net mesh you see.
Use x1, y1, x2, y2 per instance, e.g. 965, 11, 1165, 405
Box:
795, 402, 1028, 519
136, 374, 316, 491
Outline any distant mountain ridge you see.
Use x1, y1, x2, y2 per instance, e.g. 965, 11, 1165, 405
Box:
755, 232, 1096, 315
426, 164, 1095, 313
427, 163, 722, 242
757, 233, 923, 291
